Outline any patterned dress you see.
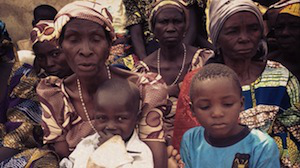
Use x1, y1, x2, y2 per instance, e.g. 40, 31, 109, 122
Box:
0, 62, 58, 168
37, 68, 168, 151
133, 48, 213, 142
173, 60, 300, 167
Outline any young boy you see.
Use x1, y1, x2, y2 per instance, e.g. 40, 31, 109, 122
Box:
60, 78, 153, 168
180, 63, 280, 168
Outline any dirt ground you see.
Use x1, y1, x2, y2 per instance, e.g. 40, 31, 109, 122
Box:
0, 0, 73, 47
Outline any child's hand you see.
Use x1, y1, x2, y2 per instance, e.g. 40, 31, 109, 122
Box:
97, 130, 115, 146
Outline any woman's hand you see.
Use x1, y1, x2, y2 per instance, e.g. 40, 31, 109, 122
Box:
97, 130, 115, 147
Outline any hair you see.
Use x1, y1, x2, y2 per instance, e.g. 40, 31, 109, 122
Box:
32, 4, 57, 26
190, 63, 242, 101
95, 78, 141, 114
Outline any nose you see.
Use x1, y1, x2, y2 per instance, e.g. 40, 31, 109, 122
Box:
104, 121, 117, 133
166, 23, 176, 32
238, 31, 250, 43
281, 25, 290, 36
79, 41, 93, 57
46, 56, 55, 68
211, 106, 225, 118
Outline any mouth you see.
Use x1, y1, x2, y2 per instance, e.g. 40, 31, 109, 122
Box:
236, 49, 253, 54
211, 123, 227, 129
46, 71, 59, 76
78, 63, 96, 71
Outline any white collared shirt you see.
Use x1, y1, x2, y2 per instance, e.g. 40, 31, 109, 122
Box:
60, 130, 154, 168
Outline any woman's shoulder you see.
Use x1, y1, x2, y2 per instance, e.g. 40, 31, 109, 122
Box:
36, 76, 67, 105
263, 60, 291, 78
189, 47, 214, 71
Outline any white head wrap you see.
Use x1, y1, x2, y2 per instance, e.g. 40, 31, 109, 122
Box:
54, 1, 116, 41
209, 0, 264, 47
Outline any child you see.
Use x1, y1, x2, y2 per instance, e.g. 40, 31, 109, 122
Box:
180, 63, 280, 168
60, 78, 153, 168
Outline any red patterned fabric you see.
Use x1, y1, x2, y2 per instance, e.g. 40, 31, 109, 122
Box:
172, 68, 201, 150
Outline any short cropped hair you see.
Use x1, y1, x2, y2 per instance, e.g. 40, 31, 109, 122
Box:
190, 63, 242, 101
95, 78, 141, 114
32, 4, 57, 26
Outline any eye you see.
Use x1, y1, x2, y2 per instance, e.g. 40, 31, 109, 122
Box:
248, 25, 260, 32
226, 29, 238, 35
65, 35, 79, 43
36, 55, 45, 61
117, 116, 127, 122
51, 50, 60, 58
199, 105, 210, 110
174, 19, 183, 24
92, 35, 102, 42
158, 19, 168, 24
95, 115, 107, 122
223, 102, 234, 107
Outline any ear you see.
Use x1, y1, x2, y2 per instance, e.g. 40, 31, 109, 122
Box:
240, 96, 245, 112
189, 101, 196, 116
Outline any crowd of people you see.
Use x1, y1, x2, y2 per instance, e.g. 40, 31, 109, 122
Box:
0, 0, 299, 168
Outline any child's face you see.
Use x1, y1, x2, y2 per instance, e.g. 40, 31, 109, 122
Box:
94, 95, 138, 142
191, 77, 244, 139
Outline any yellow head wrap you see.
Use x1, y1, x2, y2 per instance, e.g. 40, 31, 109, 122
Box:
279, 3, 300, 17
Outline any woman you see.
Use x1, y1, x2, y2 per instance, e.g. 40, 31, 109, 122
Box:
31, 20, 73, 78
173, 0, 300, 167
265, 0, 300, 80
0, 20, 59, 167
36, 1, 168, 167
134, 0, 213, 143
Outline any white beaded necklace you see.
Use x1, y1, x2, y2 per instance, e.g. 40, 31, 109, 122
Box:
76, 65, 111, 134
157, 43, 186, 86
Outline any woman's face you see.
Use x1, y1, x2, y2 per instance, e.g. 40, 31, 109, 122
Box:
61, 19, 111, 78
274, 14, 300, 54
153, 8, 185, 47
217, 12, 262, 60
33, 41, 72, 78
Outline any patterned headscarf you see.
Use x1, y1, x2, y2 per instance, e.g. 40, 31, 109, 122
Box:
54, 0, 115, 41
264, 0, 299, 36
279, 1, 300, 17
148, 0, 189, 32
209, 0, 264, 47
30, 20, 57, 46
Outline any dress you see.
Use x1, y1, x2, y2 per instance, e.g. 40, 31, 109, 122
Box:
123, 0, 155, 45
102, 0, 139, 70
134, 48, 213, 141
37, 67, 168, 151
180, 126, 280, 168
60, 130, 153, 168
173, 60, 300, 167
0, 62, 58, 168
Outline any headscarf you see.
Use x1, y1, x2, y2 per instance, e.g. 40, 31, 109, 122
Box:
264, 0, 299, 36
209, 0, 264, 47
30, 20, 57, 46
148, 0, 189, 32
54, 1, 115, 41
279, 2, 300, 17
